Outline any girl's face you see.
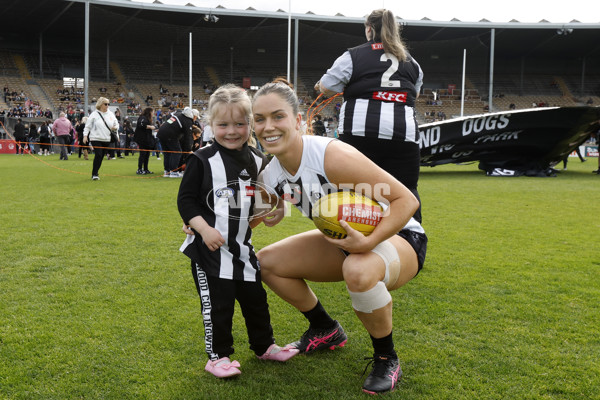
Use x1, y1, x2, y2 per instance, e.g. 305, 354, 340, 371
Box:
252, 92, 301, 156
211, 104, 250, 151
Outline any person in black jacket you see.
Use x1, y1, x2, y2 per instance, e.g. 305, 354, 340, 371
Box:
123, 118, 134, 157
134, 108, 156, 175
157, 106, 195, 177
312, 114, 326, 136
13, 118, 27, 154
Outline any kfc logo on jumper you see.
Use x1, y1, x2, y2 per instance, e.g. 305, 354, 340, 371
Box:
245, 186, 255, 196
373, 91, 407, 103
371, 43, 384, 50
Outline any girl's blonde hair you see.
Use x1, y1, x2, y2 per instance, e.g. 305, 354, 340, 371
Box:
206, 84, 256, 147
366, 9, 408, 62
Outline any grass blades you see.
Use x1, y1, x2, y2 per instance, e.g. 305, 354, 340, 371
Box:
1, 153, 599, 399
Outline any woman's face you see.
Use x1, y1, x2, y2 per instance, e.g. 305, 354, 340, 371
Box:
252, 92, 301, 156
211, 104, 250, 151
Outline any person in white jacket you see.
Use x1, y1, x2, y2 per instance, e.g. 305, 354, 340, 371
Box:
83, 97, 119, 180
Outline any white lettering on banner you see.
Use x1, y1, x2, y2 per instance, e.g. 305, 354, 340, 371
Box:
452, 151, 474, 158
462, 114, 511, 136
473, 130, 521, 144
429, 144, 455, 154
372, 91, 407, 103
418, 126, 441, 149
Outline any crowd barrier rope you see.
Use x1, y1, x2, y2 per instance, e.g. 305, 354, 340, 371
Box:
0, 119, 188, 179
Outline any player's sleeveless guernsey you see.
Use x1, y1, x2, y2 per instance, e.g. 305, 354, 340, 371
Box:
340, 41, 423, 142
262, 136, 337, 219
180, 143, 268, 282
261, 135, 424, 235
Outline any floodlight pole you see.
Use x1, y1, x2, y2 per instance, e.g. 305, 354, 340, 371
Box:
84, 0, 89, 115
461, 49, 466, 117
287, 0, 291, 83
294, 18, 298, 91
189, 32, 193, 108
106, 40, 110, 82
488, 28, 495, 112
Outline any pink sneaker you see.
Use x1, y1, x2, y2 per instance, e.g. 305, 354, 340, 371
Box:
205, 357, 241, 378
257, 344, 300, 362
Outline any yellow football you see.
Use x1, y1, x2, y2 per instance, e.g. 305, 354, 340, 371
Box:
311, 191, 383, 239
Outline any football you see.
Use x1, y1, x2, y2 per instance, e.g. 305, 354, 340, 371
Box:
311, 191, 384, 239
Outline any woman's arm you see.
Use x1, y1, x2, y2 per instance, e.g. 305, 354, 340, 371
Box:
322, 141, 419, 253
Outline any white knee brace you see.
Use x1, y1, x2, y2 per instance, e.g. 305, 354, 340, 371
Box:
371, 240, 401, 289
347, 281, 392, 313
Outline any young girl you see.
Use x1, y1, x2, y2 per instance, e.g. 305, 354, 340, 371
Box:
177, 84, 298, 379
251, 79, 427, 394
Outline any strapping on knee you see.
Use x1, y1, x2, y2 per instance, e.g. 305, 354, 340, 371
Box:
371, 240, 401, 289
347, 281, 392, 313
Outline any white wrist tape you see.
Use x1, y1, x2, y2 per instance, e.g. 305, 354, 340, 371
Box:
347, 281, 392, 313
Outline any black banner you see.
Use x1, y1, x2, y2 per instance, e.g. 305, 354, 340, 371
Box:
418, 106, 600, 173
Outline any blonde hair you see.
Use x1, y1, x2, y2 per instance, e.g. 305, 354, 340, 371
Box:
206, 84, 255, 147
366, 9, 407, 62
95, 97, 110, 110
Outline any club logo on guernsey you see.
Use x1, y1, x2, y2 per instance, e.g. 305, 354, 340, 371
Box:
207, 181, 281, 221
215, 187, 235, 198
372, 91, 407, 103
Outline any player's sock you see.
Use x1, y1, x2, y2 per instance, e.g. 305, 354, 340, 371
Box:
301, 300, 336, 329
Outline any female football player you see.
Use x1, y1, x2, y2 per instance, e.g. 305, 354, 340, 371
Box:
252, 78, 427, 394
315, 8, 425, 223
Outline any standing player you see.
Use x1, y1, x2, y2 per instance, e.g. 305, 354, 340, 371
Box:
178, 84, 298, 379
315, 8, 424, 222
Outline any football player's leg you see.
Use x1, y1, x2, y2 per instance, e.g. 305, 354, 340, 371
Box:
257, 229, 345, 312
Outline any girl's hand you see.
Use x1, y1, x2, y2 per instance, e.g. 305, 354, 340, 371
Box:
262, 205, 285, 227
200, 226, 226, 252
322, 220, 376, 254
182, 223, 194, 235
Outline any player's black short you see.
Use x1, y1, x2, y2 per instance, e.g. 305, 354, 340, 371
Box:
340, 229, 427, 272
397, 229, 427, 272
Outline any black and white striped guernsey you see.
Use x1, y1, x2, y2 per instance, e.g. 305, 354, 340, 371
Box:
178, 142, 268, 282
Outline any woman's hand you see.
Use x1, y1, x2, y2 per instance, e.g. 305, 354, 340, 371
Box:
322, 220, 376, 254
83, 136, 88, 144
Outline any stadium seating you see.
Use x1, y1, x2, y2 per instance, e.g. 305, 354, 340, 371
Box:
1, 48, 599, 126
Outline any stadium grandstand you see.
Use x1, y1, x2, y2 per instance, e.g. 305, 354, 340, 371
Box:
1, 0, 599, 131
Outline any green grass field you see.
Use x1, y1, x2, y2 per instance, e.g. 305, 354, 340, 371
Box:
1, 152, 599, 399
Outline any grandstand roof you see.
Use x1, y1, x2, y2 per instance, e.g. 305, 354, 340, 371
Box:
1, 0, 599, 78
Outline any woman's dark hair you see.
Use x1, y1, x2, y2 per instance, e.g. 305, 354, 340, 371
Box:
141, 107, 153, 120
252, 77, 299, 115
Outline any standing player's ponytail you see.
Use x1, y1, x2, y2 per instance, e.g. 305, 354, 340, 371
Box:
366, 9, 408, 62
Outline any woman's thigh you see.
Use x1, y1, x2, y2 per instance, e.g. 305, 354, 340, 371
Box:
258, 229, 347, 282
